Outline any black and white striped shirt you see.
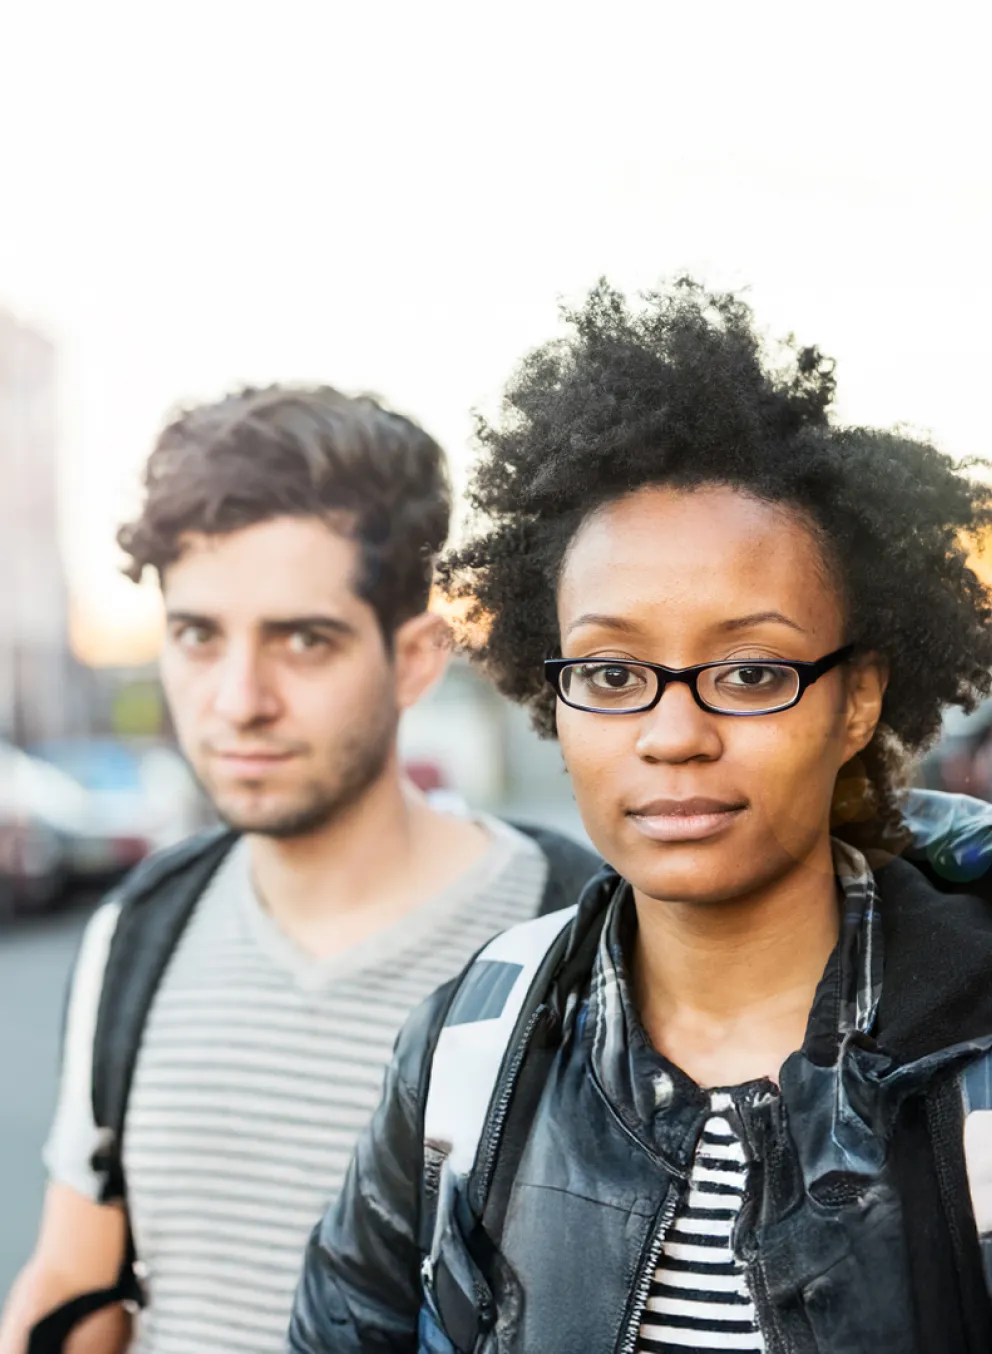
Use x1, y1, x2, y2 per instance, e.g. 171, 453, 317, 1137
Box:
637, 1091, 765, 1352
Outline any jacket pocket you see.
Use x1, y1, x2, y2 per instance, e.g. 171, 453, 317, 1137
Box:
420, 1164, 495, 1354
418, 1303, 459, 1354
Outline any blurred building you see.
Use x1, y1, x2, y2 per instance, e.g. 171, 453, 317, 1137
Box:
0, 310, 82, 743
399, 656, 586, 841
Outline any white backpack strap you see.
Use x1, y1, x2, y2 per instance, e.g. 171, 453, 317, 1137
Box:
961, 1053, 992, 1296
44, 900, 123, 1199
424, 904, 577, 1177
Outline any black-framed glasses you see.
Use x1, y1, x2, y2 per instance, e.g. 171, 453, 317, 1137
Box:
544, 644, 854, 717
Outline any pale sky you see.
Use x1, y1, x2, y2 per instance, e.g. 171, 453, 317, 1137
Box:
1, 0, 988, 662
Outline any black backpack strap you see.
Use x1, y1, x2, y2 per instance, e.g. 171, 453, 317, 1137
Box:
91, 827, 238, 1174
507, 821, 601, 916
27, 828, 237, 1352
26, 1234, 143, 1354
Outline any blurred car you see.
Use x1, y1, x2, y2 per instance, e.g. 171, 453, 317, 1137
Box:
918, 701, 992, 800
31, 738, 208, 866
403, 758, 471, 817
399, 660, 506, 809
0, 802, 65, 916
0, 737, 209, 913
0, 742, 91, 913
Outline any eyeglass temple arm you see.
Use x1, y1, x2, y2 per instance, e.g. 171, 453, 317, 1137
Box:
806, 644, 856, 682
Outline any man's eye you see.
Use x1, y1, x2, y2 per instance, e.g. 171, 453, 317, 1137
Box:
286, 630, 327, 654
175, 625, 214, 649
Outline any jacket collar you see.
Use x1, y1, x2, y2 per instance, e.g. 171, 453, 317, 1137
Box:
574, 841, 885, 1166
590, 839, 882, 1063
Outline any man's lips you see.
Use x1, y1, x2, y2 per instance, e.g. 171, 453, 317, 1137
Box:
626, 796, 747, 843
209, 748, 299, 774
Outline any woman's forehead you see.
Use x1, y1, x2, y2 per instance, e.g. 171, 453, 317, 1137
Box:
557, 486, 843, 644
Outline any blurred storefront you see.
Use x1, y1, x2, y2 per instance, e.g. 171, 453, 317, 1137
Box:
0, 311, 84, 744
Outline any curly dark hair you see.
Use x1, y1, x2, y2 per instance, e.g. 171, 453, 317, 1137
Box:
441, 279, 992, 814
119, 384, 450, 635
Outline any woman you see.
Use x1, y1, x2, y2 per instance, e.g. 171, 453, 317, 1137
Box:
290, 281, 992, 1352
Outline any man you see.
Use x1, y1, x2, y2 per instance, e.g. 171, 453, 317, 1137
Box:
289, 283, 992, 1352
0, 386, 596, 1354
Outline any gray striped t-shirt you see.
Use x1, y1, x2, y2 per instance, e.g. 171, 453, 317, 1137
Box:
44, 817, 549, 1353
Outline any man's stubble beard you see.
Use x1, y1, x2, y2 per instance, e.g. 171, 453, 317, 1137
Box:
204, 707, 398, 841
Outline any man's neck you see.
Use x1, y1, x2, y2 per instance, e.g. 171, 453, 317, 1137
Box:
246, 765, 491, 959
631, 837, 841, 1089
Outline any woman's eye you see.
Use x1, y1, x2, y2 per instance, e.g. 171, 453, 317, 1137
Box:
727, 664, 776, 687
703, 662, 796, 711
570, 662, 648, 698
581, 664, 635, 689
599, 665, 634, 688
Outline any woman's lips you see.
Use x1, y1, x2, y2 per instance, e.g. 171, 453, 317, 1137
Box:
626, 799, 746, 842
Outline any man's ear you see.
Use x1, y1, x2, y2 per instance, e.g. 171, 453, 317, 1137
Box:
393, 612, 452, 711
842, 652, 889, 760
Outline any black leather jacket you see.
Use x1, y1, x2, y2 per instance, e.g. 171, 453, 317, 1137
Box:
289, 797, 992, 1353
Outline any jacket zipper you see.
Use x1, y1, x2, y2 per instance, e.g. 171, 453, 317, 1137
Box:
617, 1184, 681, 1354
473, 1005, 547, 1204
476, 1003, 691, 1353
586, 1056, 692, 1352
728, 1096, 790, 1354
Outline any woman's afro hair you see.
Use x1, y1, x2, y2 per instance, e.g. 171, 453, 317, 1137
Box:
440, 279, 992, 779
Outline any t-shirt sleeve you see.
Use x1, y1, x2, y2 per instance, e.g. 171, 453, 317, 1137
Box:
42, 899, 122, 1202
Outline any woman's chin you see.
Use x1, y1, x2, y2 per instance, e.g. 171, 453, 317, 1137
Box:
615, 837, 769, 907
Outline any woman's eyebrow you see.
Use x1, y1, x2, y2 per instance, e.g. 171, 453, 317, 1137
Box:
716, 610, 806, 634
564, 609, 807, 640
564, 613, 643, 639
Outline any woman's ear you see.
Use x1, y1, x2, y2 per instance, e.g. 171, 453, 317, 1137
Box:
392, 612, 452, 711
842, 652, 889, 761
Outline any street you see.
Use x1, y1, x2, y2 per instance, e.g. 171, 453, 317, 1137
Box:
0, 898, 94, 1299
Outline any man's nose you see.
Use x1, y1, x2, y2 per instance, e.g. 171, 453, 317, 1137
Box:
633, 679, 723, 763
211, 648, 281, 726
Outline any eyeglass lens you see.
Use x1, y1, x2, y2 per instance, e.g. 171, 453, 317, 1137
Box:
559, 660, 802, 713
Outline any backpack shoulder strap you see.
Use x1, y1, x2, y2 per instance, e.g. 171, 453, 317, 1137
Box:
91, 827, 237, 1193
423, 902, 577, 1180
418, 903, 583, 1351
507, 821, 601, 917
28, 829, 238, 1351
959, 1052, 992, 1302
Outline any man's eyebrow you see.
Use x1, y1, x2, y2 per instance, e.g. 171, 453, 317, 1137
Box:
260, 615, 357, 637
165, 610, 216, 626
164, 611, 357, 637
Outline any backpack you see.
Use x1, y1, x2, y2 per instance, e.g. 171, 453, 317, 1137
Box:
27, 821, 599, 1354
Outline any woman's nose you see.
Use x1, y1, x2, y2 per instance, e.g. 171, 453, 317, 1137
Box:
633, 679, 724, 763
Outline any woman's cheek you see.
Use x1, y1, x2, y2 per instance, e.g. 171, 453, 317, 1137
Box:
558, 718, 629, 816
740, 727, 839, 856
